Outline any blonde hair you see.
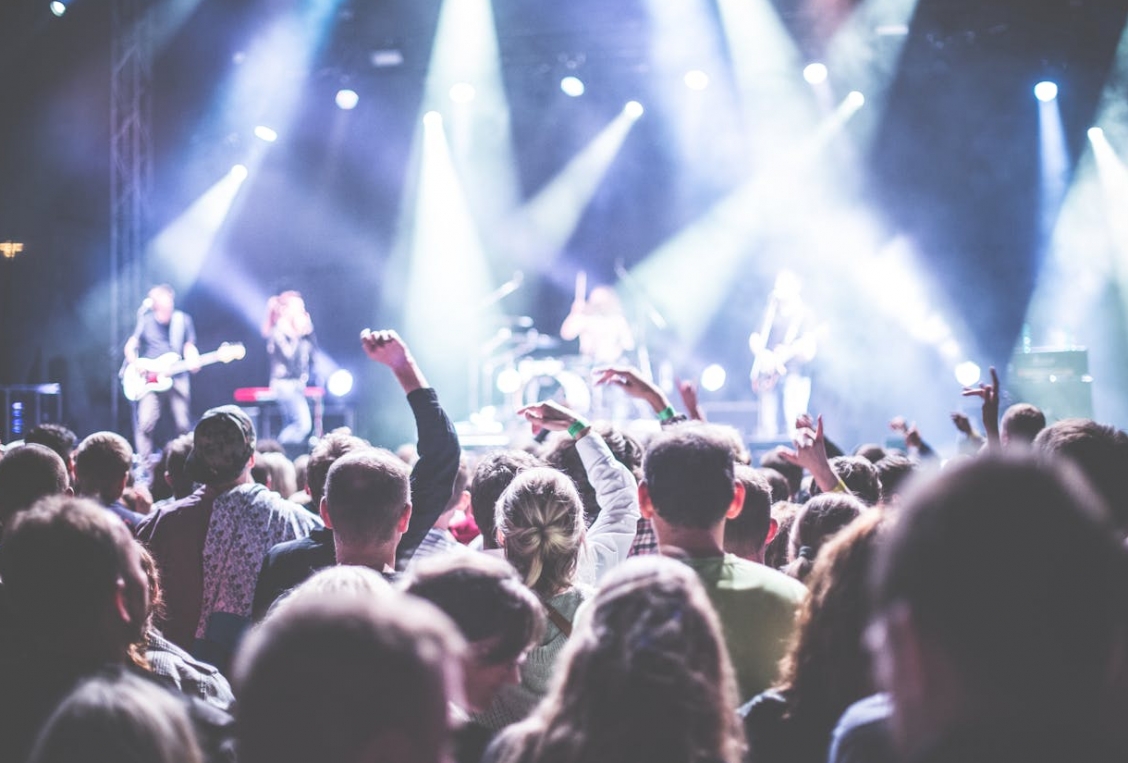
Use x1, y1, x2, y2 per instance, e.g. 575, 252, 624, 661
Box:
495, 467, 585, 599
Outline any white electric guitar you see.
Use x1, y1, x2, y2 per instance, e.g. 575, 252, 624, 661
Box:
121, 342, 246, 401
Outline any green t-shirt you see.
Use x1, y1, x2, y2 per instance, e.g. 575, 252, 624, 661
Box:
684, 554, 807, 703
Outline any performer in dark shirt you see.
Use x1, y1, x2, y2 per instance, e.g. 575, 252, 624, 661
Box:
123, 284, 199, 473
262, 291, 316, 456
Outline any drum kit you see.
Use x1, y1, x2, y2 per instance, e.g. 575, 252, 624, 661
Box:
476, 315, 593, 417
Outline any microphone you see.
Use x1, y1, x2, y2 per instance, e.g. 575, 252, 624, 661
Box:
139, 298, 153, 314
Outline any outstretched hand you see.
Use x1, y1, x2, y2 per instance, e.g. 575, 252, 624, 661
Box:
780, 414, 841, 494
360, 329, 426, 393
517, 400, 588, 438
676, 378, 704, 421
592, 366, 671, 415
950, 412, 974, 436
961, 366, 1000, 448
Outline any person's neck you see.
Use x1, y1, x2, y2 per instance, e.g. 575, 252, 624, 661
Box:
652, 515, 727, 558
335, 539, 397, 573
207, 472, 252, 495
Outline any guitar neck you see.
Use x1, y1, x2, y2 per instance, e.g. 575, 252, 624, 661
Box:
164, 351, 228, 376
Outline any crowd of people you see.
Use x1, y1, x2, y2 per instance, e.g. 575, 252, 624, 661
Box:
2, 326, 1128, 763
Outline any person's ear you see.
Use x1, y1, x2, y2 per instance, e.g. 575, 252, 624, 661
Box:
396, 503, 412, 534
113, 578, 133, 626
638, 481, 655, 519
319, 496, 333, 529
764, 517, 779, 546
724, 480, 746, 520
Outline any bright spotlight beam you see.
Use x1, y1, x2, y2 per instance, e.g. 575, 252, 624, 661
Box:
1034, 81, 1059, 102
505, 107, 642, 270
147, 165, 250, 291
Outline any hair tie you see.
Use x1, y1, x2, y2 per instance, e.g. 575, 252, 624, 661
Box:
798, 546, 816, 561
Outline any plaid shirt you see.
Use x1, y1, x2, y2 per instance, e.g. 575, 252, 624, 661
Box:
629, 516, 659, 556
145, 629, 235, 712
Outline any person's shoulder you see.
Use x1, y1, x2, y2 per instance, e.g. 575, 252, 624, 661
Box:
136, 489, 208, 536
699, 555, 807, 601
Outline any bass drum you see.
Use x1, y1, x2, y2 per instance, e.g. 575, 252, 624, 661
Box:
521, 368, 591, 415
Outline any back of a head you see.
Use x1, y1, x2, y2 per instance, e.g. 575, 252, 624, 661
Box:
0, 496, 142, 657
643, 423, 738, 529
786, 493, 865, 582
875, 455, 916, 505
1033, 418, 1128, 531
759, 449, 802, 499
527, 556, 745, 763
495, 467, 584, 598
442, 456, 472, 513
28, 670, 203, 763
163, 434, 196, 499
74, 432, 133, 503
0, 444, 70, 536
853, 444, 886, 464
811, 457, 881, 506
402, 552, 543, 662
257, 451, 297, 499
306, 429, 371, 506
543, 425, 642, 525
764, 502, 801, 570
470, 449, 542, 551
324, 449, 410, 547
24, 424, 78, 467
755, 467, 791, 505
235, 591, 465, 763
872, 455, 1127, 711
725, 465, 774, 558
268, 565, 394, 620
1000, 403, 1046, 448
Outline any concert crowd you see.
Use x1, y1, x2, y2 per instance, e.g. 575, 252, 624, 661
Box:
1, 320, 1127, 763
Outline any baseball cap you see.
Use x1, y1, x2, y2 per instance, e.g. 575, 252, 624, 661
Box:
185, 406, 256, 484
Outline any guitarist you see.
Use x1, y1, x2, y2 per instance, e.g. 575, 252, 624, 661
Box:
749, 271, 817, 439
124, 284, 199, 471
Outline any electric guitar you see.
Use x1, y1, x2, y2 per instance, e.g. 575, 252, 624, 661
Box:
121, 342, 246, 401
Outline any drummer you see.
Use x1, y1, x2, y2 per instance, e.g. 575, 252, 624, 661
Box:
559, 272, 635, 367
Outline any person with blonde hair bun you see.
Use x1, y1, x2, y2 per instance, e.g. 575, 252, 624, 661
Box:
476, 401, 640, 731
484, 555, 746, 763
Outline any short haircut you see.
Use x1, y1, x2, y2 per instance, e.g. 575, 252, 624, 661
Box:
873, 455, 1127, 705
74, 432, 133, 502
874, 454, 916, 503
24, 423, 78, 465
163, 434, 196, 499
443, 457, 472, 513
0, 497, 140, 652
324, 449, 410, 546
305, 429, 371, 506
402, 552, 544, 663
755, 467, 791, 505
725, 464, 774, 555
643, 423, 737, 529
1000, 403, 1045, 447
853, 444, 886, 464
543, 424, 642, 526
470, 450, 542, 550
28, 669, 203, 763
1034, 418, 1128, 530
810, 456, 882, 506
0, 444, 69, 533
764, 502, 801, 570
759, 448, 802, 498
234, 592, 465, 763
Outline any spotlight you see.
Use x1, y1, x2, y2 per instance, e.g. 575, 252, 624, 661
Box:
335, 89, 359, 110
683, 70, 710, 91
1088, 126, 1104, 141
49, 1, 66, 16
847, 91, 866, 108
560, 76, 585, 97
423, 111, 443, 129
230, 164, 249, 181
803, 63, 828, 85
253, 125, 278, 143
1034, 81, 1058, 102
624, 100, 644, 119
701, 364, 727, 392
954, 361, 982, 387
449, 82, 476, 104
327, 369, 354, 397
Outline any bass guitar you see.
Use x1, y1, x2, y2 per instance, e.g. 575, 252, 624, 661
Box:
121, 342, 246, 401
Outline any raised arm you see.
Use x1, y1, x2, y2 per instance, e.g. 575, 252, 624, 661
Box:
360, 329, 459, 563
962, 366, 1000, 451
780, 415, 845, 494
592, 366, 685, 425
